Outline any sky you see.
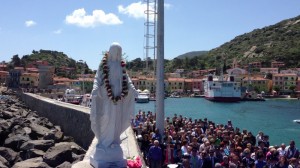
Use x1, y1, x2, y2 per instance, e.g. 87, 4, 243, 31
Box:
0, 0, 300, 70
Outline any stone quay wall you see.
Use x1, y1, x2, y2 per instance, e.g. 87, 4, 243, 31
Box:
19, 93, 94, 150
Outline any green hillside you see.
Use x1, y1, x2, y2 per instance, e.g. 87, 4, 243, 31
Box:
205, 15, 300, 69
164, 15, 300, 72
175, 51, 208, 59
16, 49, 92, 78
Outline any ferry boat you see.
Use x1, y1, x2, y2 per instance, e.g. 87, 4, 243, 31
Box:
204, 74, 241, 102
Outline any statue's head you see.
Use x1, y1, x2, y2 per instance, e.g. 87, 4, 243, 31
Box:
108, 42, 122, 62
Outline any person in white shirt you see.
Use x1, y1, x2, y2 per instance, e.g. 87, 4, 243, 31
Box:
277, 143, 286, 157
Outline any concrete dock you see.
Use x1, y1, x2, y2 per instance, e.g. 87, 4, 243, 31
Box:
72, 127, 144, 168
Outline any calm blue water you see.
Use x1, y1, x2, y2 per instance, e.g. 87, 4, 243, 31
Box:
135, 98, 300, 146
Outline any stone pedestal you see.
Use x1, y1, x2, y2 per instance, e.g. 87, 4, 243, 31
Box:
90, 143, 127, 168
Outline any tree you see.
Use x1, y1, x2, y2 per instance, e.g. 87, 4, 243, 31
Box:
173, 58, 183, 69
273, 86, 281, 94
68, 59, 76, 68
264, 73, 273, 80
289, 85, 297, 97
289, 85, 296, 92
11, 54, 21, 67
183, 57, 189, 69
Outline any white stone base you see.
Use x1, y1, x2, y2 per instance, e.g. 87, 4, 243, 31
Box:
90, 144, 127, 168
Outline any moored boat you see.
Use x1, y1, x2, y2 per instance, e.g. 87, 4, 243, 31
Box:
136, 92, 150, 103
204, 74, 241, 102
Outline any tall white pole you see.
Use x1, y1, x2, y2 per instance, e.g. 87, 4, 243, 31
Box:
155, 0, 164, 141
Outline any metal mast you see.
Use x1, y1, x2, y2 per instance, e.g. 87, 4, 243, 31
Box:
144, 0, 157, 74
155, 0, 164, 140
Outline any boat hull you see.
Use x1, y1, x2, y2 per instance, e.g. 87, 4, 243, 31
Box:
205, 96, 241, 102
136, 98, 149, 103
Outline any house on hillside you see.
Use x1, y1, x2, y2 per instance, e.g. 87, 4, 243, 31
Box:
167, 78, 185, 93
0, 63, 8, 71
272, 73, 297, 95
184, 78, 203, 93
260, 68, 279, 74
280, 68, 300, 77
0, 71, 9, 86
20, 73, 39, 88
8, 68, 23, 88
271, 61, 285, 68
241, 76, 271, 93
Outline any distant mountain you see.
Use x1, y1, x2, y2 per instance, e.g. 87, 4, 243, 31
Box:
205, 15, 300, 68
175, 51, 208, 59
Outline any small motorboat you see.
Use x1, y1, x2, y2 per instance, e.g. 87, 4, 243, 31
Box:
293, 120, 300, 124
136, 92, 150, 103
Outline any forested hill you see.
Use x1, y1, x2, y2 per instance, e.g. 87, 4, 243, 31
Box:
175, 51, 208, 59
205, 15, 300, 68
9, 49, 93, 78
165, 15, 300, 72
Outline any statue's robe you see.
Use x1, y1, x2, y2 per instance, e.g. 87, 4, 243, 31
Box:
90, 48, 137, 148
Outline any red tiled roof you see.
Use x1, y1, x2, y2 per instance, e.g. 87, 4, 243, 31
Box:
0, 71, 9, 74
168, 78, 185, 82
273, 73, 297, 77
22, 73, 39, 77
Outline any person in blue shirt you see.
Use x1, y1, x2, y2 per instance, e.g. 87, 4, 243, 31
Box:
152, 128, 162, 143
190, 147, 203, 168
148, 140, 163, 168
255, 151, 267, 168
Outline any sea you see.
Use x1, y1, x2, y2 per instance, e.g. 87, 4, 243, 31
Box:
135, 97, 300, 146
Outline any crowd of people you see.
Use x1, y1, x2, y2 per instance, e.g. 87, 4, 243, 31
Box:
131, 110, 300, 168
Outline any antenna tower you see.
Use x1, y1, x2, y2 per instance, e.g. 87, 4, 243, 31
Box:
144, 0, 157, 74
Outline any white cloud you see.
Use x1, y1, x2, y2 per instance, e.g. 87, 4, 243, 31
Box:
25, 20, 36, 27
164, 3, 172, 9
53, 29, 62, 34
118, 2, 146, 19
65, 8, 123, 28
118, 1, 171, 21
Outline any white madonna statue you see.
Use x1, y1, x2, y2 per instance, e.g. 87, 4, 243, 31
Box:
90, 42, 137, 167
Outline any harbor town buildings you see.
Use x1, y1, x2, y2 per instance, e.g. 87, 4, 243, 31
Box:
0, 60, 299, 97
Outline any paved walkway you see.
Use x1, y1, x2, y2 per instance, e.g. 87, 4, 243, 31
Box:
72, 126, 145, 168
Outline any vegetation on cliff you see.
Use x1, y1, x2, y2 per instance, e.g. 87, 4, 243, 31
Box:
164, 15, 300, 72
8, 50, 93, 78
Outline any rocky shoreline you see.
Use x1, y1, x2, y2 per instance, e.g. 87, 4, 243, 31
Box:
0, 89, 86, 168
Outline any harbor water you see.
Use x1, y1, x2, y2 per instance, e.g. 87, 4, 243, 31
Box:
135, 98, 300, 146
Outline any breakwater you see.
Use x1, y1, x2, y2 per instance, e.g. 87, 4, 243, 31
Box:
19, 92, 94, 150
0, 90, 86, 168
